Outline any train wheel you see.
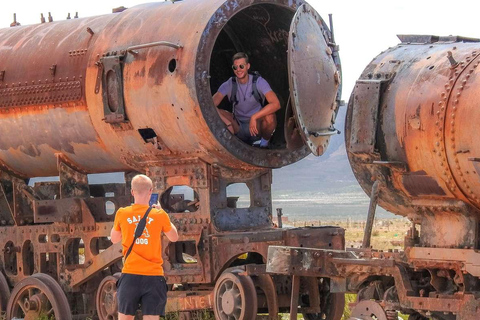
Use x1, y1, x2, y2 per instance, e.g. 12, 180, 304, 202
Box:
7, 273, 72, 320
350, 300, 387, 320
0, 271, 10, 313
213, 271, 258, 320
303, 278, 345, 320
96, 273, 121, 320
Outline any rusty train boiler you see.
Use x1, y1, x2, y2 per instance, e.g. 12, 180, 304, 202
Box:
267, 35, 480, 320
346, 35, 480, 320
0, 0, 343, 319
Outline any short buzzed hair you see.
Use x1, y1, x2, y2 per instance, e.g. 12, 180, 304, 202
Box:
131, 174, 153, 195
232, 52, 249, 64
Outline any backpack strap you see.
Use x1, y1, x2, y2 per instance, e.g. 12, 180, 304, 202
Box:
229, 73, 266, 114
229, 77, 238, 118
251, 72, 265, 106
124, 206, 153, 262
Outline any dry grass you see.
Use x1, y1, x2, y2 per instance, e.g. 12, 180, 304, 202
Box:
290, 218, 410, 250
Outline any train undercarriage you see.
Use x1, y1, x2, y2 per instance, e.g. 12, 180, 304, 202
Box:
0, 157, 348, 320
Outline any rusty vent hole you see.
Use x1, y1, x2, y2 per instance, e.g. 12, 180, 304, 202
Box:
161, 186, 199, 213
173, 241, 197, 264
51, 234, 60, 243
168, 59, 177, 73
105, 200, 116, 215
226, 183, 250, 208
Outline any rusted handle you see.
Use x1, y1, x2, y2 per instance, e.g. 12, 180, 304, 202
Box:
127, 41, 183, 54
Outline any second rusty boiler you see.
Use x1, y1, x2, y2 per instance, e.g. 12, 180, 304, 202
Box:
346, 35, 480, 248
0, 1, 344, 319
0, 0, 341, 178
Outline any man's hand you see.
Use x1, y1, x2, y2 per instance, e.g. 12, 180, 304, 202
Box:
249, 115, 259, 136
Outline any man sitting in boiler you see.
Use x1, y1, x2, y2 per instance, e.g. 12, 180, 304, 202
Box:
212, 52, 280, 148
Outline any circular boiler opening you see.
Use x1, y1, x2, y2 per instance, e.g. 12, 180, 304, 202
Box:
205, 3, 310, 168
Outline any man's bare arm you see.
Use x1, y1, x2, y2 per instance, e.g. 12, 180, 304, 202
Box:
250, 91, 281, 135
212, 92, 225, 108
165, 222, 179, 242
110, 228, 122, 244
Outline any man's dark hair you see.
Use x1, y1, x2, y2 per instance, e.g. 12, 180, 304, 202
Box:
232, 52, 249, 64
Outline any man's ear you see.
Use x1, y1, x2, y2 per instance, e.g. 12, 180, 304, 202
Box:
131, 189, 135, 196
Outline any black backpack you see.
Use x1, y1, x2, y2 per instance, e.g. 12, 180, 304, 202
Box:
229, 72, 266, 113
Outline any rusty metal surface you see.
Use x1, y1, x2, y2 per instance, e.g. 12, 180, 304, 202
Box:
0, 0, 341, 177
346, 36, 480, 250
0, 1, 345, 318
349, 80, 381, 155
288, 3, 340, 156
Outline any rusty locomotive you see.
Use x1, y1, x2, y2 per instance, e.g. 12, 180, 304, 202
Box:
0, 0, 344, 319
267, 35, 480, 320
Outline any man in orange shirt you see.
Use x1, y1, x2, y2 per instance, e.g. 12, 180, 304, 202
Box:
111, 174, 178, 320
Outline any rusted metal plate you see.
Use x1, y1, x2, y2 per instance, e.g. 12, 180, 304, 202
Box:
288, 3, 339, 156
401, 170, 446, 196
0, 81, 82, 108
349, 80, 381, 154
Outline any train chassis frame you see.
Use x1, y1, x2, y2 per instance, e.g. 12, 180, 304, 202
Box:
267, 243, 480, 320
0, 157, 346, 319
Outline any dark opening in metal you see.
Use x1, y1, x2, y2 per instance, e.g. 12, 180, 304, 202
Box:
168, 59, 177, 73
172, 241, 197, 264
4, 241, 18, 275
160, 186, 199, 213
209, 4, 295, 149
22, 240, 34, 275
65, 238, 85, 265
138, 128, 157, 142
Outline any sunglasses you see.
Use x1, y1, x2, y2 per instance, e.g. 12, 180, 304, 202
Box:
232, 64, 246, 71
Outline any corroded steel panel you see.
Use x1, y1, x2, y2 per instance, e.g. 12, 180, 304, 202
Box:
0, 81, 82, 107
349, 80, 381, 154
288, 3, 340, 156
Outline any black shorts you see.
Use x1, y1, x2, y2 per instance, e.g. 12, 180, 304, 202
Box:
116, 273, 168, 316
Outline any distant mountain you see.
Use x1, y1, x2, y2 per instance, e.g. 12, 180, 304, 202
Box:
272, 106, 361, 195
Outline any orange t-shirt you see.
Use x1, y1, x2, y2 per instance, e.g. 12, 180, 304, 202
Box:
113, 204, 172, 276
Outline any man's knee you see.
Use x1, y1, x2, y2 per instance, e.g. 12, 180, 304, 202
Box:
260, 114, 277, 130
118, 313, 135, 320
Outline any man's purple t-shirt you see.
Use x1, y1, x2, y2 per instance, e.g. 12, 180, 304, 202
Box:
218, 75, 272, 121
